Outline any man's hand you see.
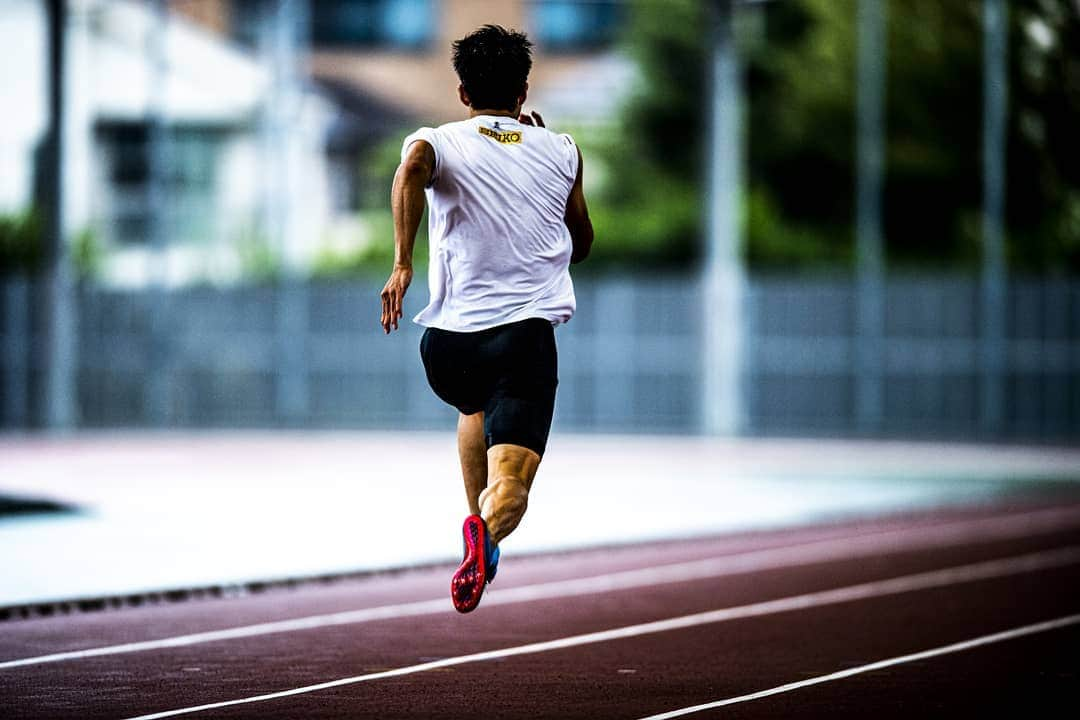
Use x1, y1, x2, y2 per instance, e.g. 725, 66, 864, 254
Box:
518, 110, 545, 127
380, 264, 413, 334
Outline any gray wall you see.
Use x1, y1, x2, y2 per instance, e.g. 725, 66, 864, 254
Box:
2, 275, 1078, 439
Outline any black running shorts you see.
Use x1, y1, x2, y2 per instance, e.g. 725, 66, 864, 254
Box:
419, 317, 558, 457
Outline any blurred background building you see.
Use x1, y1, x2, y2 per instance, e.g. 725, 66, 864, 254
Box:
1, 0, 1077, 440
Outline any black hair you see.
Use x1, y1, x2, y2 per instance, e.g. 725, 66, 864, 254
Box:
451, 25, 533, 111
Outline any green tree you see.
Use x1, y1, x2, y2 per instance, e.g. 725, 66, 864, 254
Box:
610, 0, 1080, 271
743, 0, 855, 267
0, 209, 44, 276
580, 0, 706, 271
1007, 0, 1080, 271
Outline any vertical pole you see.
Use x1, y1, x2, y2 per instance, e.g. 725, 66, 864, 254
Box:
981, 0, 1008, 436
262, 0, 310, 426
854, 0, 886, 434
3, 279, 30, 427
42, 0, 77, 431
702, 0, 745, 436
145, 0, 172, 426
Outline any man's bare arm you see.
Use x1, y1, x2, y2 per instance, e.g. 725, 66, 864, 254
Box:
381, 140, 435, 334
565, 146, 593, 264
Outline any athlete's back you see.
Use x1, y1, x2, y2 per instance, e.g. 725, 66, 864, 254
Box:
402, 115, 579, 332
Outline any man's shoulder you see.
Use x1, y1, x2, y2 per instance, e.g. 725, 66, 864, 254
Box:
531, 125, 576, 148
420, 119, 575, 143
404, 120, 473, 148
432, 118, 474, 134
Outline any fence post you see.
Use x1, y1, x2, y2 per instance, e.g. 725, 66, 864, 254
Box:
276, 281, 309, 425
854, 0, 887, 435
262, 0, 310, 425
145, 0, 172, 426
702, 0, 746, 436
2, 278, 31, 428
40, 0, 78, 431
980, 0, 1008, 436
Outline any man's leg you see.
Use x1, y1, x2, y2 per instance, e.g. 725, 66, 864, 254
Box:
457, 412, 487, 515
449, 319, 556, 611
479, 443, 540, 544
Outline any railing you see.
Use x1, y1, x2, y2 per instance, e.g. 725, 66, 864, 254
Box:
2, 274, 1077, 439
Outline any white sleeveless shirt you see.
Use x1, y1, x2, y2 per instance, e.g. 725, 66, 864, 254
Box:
401, 115, 579, 332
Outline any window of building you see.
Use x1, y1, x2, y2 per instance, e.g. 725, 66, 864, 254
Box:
96, 122, 223, 247
311, 0, 434, 49
529, 0, 625, 51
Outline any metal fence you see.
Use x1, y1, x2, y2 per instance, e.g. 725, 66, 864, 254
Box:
2, 275, 1077, 439
747, 276, 1078, 439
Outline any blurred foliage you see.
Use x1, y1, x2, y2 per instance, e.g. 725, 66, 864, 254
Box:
311, 209, 430, 279
70, 226, 103, 279
232, 223, 281, 282
0, 208, 44, 276
745, 187, 851, 267
1007, 0, 1080, 271
358, 136, 403, 210
311, 134, 428, 278
609, 0, 1080, 271
329, 0, 1078, 274
579, 0, 707, 271
742, 0, 856, 269
0, 211, 107, 279
571, 119, 699, 271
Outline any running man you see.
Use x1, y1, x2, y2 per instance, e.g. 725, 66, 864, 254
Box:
380, 25, 593, 613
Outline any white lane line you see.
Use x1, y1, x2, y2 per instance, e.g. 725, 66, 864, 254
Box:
122, 546, 1080, 720
4, 504, 1080, 671
636, 612, 1080, 719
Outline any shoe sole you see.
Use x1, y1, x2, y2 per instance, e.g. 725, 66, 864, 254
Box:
451, 515, 489, 613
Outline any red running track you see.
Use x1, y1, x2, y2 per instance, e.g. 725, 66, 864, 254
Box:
2, 497, 1080, 719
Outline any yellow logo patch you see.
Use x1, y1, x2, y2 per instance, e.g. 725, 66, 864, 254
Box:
478, 126, 522, 144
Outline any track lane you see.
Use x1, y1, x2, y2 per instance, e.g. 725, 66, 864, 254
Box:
2, 505, 1025, 663
14, 540, 1080, 719
4, 502, 1080, 719
5, 502, 1079, 667
219, 562, 1079, 720
636, 615, 1080, 719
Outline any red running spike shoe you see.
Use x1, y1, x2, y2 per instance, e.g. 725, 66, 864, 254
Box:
451, 514, 500, 613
